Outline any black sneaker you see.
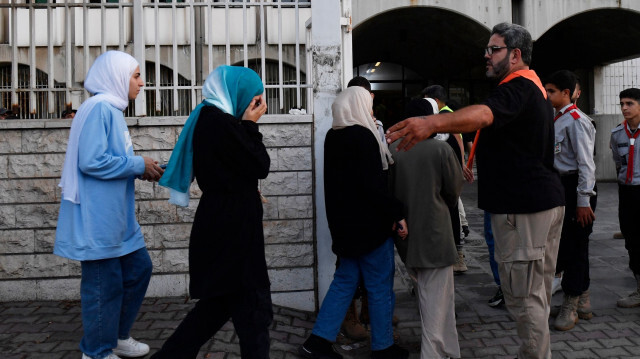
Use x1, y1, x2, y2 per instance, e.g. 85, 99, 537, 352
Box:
370, 344, 409, 359
462, 225, 470, 238
488, 287, 504, 307
298, 334, 343, 359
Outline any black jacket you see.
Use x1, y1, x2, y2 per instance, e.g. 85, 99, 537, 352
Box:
324, 125, 403, 257
189, 105, 271, 298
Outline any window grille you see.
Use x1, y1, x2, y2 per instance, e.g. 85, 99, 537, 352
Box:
124, 62, 192, 117
0, 64, 66, 119
247, 59, 307, 114
0, 0, 312, 119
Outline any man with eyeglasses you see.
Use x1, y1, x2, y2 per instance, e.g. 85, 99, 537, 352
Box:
386, 22, 564, 359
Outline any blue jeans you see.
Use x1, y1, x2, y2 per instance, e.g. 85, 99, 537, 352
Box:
80, 247, 153, 359
484, 212, 501, 286
312, 238, 395, 351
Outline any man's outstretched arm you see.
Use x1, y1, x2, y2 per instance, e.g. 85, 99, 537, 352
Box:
386, 104, 494, 151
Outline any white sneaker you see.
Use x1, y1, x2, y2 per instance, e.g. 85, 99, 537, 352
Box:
112, 337, 150, 358
82, 354, 122, 359
552, 276, 562, 295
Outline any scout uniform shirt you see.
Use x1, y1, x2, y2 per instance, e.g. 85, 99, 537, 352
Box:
611, 122, 640, 186
553, 103, 597, 207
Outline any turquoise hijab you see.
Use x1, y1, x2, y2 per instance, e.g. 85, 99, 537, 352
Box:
159, 65, 264, 206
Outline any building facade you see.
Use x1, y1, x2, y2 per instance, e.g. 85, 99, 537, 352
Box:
0, 0, 639, 311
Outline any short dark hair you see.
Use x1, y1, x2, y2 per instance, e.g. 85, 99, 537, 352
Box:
491, 22, 533, 65
620, 88, 640, 102
404, 98, 435, 119
545, 70, 577, 98
422, 85, 447, 103
347, 76, 371, 92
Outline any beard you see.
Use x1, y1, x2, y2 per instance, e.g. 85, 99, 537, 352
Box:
486, 53, 511, 80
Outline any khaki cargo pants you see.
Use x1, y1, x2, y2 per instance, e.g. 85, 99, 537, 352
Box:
491, 206, 564, 359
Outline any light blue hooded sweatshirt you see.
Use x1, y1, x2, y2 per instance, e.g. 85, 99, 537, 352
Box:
54, 51, 146, 261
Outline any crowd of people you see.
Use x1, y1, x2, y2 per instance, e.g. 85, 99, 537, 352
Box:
51, 21, 640, 359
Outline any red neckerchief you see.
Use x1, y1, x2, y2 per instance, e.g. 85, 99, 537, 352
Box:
467, 69, 546, 170
499, 69, 547, 99
554, 104, 578, 122
623, 120, 640, 184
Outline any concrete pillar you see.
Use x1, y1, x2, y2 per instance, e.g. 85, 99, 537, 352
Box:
311, 0, 343, 307
593, 65, 605, 115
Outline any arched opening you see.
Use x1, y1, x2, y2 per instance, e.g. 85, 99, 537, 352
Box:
533, 9, 640, 73
353, 7, 492, 127
0, 64, 66, 119
533, 8, 640, 114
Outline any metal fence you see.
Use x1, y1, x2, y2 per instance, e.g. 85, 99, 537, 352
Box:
0, 0, 312, 119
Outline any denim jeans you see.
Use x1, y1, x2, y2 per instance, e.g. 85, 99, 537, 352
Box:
484, 211, 500, 286
80, 247, 152, 359
312, 238, 395, 350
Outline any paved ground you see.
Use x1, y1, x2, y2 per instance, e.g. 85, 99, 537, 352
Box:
2, 182, 640, 358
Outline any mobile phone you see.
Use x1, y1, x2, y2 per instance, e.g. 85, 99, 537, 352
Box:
160, 164, 167, 169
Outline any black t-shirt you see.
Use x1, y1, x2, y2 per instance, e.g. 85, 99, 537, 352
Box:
478, 76, 565, 214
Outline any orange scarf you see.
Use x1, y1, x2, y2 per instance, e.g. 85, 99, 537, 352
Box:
499, 69, 547, 99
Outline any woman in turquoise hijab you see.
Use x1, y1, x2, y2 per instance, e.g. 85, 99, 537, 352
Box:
153, 66, 271, 358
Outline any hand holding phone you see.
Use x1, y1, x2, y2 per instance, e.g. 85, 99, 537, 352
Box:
242, 94, 267, 123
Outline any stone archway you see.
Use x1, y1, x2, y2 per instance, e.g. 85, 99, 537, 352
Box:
533, 8, 640, 74
352, 6, 493, 126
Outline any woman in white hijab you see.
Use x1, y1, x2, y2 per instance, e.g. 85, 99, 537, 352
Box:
299, 86, 409, 358
54, 51, 164, 359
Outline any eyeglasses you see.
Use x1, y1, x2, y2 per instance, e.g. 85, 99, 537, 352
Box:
484, 46, 510, 56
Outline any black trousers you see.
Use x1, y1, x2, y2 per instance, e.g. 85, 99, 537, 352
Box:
619, 184, 640, 276
556, 174, 596, 296
150, 286, 273, 359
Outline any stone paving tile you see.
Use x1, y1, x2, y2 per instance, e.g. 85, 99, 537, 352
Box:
572, 330, 609, 341
273, 313, 293, 325
458, 338, 484, 349
566, 339, 605, 351
460, 329, 495, 340
550, 341, 572, 352
292, 317, 314, 329
591, 347, 632, 357
472, 345, 507, 357
558, 349, 599, 358
605, 327, 638, 339
550, 331, 578, 342
51, 340, 79, 352
624, 344, 640, 356
596, 337, 634, 348
480, 335, 517, 347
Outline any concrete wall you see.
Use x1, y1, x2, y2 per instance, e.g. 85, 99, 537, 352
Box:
351, 0, 512, 29
519, 0, 640, 40
0, 115, 316, 312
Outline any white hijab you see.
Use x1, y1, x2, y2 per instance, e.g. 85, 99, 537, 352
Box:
59, 51, 139, 204
425, 97, 450, 141
331, 86, 394, 170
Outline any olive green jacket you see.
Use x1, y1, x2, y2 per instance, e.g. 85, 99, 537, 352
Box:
390, 138, 463, 268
